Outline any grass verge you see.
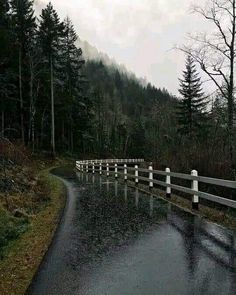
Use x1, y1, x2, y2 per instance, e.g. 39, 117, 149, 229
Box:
0, 168, 66, 295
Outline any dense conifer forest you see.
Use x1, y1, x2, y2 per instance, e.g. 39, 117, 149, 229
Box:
0, 1, 176, 157
1, 0, 236, 179
1, 2, 236, 294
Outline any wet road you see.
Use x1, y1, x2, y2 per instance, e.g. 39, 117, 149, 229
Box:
27, 168, 236, 295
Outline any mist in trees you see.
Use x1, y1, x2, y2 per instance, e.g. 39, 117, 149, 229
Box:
1, 0, 236, 180
83, 60, 176, 159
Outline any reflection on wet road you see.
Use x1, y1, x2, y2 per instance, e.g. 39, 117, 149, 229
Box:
28, 168, 236, 295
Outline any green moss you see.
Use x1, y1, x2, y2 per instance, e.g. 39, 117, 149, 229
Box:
0, 209, 29, 259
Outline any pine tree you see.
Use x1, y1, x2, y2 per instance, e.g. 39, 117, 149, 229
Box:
0, 1, 10, 61
27, 32, 42, 149
177, 55, 208, 138
0, 0, 14, 136
38, 2, 64, 156
10, 0, 36, 144
59, 17, 85, 152
61, 18, 82, 92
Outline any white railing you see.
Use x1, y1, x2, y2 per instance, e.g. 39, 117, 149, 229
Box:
76, 159, 144, 165
75, 160, 236, 210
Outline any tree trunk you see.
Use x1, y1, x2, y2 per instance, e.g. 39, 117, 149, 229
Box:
40, 108, 46, 148
50, 56, 55, 156
70, 113, 74, 153
228, 89, 234, 167
124, 135, 129, 157
32, 115, 35, 152
62, 120, 65, 149
71, 129, 74, 153
228, 0, 236, 170
28, 60, 34, 145
1, 110, 4, 137
19, 48, 24, 144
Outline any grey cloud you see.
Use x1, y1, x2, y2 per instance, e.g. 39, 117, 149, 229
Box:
35, 0, 210, 94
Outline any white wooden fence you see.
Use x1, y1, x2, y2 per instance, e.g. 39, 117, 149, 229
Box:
75, 159, 236, 210
77, 159, 145, 165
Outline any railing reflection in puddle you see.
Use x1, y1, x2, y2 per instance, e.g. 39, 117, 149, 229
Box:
76, 171, 236, 273
168, 207, 236, 272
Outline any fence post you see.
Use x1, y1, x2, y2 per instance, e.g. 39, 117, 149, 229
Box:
124, 164, 127, 181
99, 163, 102, 175
81, 164, 84, 172
191, 170, 199, 210
107, 163, 109, 177
115, 164, 118, 179
92, 163, 95, 174
166, 168, 171, 198
135, 165, 139, 186
149, 164, 153, 190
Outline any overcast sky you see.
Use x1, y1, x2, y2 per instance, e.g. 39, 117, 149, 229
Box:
36, 0, 209, 95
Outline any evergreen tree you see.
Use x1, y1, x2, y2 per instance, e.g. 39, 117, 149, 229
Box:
10, 0, 36, 143
61, 17, 83, 93
0, 0, 10, 61
177, 55, 208, 137
27, 31, 42, 149
130, 120, 146, 157
0, 0, 17, 137
59, 17, 85, 152
38, 2, 64, 156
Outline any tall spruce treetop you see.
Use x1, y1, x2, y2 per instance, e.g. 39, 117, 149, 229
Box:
61, 17, 84, 96
177, 55, 208, 137
38, 2, 64, 156
0, 0, 10, 66
10, 0, 36, 143
10, 0, 36, 51
38, 2, 64, 62
0, 0, 13, 133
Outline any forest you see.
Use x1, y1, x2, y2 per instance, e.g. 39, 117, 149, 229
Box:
1, 0, 236, 180
1, 2, 236, 294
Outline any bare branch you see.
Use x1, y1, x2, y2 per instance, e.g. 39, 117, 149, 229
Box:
189, 34, 231, 59
178, 46, 228, 99
214, 0, 234, 18
193, 4, 231, 49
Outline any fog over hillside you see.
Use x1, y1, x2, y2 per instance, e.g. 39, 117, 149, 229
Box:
79, 40, 148, 87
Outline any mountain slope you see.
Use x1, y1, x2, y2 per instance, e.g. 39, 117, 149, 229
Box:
82, 58, 176, 158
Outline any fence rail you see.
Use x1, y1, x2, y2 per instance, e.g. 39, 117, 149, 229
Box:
75, 160, 236, 210
77, 159, 144, 165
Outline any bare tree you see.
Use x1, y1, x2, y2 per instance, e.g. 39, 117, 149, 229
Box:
180, 0, 236, 168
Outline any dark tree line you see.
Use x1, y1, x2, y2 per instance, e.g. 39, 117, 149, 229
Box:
0, 0, 176, 159
1, 0, 236, 180
0, 0, 87, 155
83, 60, 176, 158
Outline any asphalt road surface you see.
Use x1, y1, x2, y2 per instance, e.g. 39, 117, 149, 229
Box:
27, 167, 236, 295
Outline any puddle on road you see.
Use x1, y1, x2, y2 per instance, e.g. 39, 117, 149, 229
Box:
74, 171, 236, 295
33, 167, 236, 295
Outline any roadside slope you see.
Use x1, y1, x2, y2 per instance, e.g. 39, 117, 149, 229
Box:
0, 169, 66, 295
